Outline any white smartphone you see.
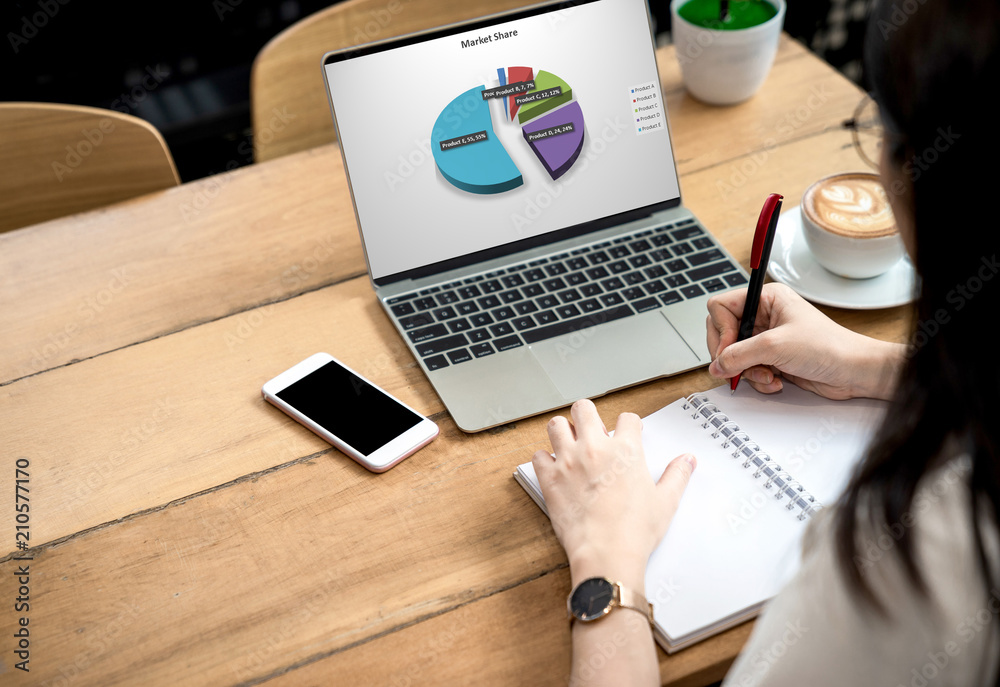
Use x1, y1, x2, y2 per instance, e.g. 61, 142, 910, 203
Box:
262, 352, 439, 473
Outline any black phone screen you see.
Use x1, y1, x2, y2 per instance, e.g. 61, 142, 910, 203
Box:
276, 361, 423, 456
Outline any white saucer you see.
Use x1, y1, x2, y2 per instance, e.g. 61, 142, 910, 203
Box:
766, 205, 919, 309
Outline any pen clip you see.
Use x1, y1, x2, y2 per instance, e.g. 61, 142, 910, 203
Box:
751, 193, 784, 269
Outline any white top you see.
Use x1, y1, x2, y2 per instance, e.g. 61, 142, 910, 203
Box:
723, 456, 1000, 685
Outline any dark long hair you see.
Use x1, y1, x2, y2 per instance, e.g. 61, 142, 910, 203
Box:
834, 0, 1000, 641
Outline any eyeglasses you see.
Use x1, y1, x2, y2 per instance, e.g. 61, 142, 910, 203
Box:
841, 94, 883, 170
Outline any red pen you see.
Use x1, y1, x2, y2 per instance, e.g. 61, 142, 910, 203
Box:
731, 193, 783, 393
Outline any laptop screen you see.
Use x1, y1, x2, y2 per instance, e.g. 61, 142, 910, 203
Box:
323, 0, 681, 284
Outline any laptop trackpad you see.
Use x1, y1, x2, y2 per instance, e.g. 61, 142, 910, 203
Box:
530, 311, 701, 400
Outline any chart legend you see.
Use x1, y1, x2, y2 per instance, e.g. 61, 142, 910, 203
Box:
630, 81, 665, 136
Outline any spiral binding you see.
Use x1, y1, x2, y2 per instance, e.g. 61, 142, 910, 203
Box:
683, 393, 820, 521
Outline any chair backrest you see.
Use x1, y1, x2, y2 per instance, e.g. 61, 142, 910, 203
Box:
250, 0, 536, 163
0, 103, 180, 234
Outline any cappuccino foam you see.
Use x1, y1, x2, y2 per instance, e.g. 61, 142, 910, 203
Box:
803, 173, 896, 239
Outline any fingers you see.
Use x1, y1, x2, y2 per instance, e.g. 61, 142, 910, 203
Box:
706, 314, 719, 358
544, 399, 606, 456
707, 288, 748, 319
546, 414, 575, 456
706, 291, 747, 359
613, 411, 642, 446
742, 369, 784, 394
531, 448, 555, 475
542, 401, 642, 469
532, 447, 555, 462
569, 398, 607, 443
721, 365, 780, 392
656, 453, 697, 512
752, 376, 784, 393
707, 283, 802, 366
743, 365, 775, 386
708, 330, 778, 380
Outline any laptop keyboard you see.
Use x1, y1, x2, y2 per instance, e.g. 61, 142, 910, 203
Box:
385, 219, 747, 371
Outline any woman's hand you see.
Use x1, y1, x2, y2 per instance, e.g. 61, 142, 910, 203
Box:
706, 283, 906, 400
532, 399, 695, 591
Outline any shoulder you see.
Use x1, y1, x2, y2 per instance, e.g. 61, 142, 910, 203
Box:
725, 456, 999, 686
843, 456, 977, 587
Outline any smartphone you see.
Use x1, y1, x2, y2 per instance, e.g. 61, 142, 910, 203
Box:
262, 352, 439, 472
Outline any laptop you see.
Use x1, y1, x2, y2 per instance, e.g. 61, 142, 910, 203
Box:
321, 0, 748, 432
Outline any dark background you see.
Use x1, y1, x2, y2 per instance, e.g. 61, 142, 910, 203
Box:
3, 0, 871, 182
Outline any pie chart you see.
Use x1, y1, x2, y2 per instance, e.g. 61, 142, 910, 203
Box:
430, 67, 586, 195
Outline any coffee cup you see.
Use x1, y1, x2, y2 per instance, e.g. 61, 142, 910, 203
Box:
670, 0, 785, 105
800, 172, 905, 279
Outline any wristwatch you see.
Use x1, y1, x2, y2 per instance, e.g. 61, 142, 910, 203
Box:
567, 577, 654, 624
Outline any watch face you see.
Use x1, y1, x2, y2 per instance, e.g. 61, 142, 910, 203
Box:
570, 578, 615, 621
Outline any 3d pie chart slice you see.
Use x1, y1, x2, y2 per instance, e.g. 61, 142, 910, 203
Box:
521, 101, 585, 180
430, 85, 523, 194
431, 69, 585, 194
516, 70, 573, 124
506, 65, 534, 121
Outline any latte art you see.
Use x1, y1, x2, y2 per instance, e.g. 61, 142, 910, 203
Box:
803, 173, 896, 238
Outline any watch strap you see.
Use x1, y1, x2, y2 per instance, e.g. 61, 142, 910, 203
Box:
614, 582, 654, 625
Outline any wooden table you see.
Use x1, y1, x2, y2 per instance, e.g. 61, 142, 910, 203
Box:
0, 37, 910, 686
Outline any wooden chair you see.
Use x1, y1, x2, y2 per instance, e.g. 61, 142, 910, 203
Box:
0, 103, 180, 234
250, 0, 536, 163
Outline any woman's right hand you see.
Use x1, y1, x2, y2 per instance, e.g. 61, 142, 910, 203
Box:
706, 283, 907, 401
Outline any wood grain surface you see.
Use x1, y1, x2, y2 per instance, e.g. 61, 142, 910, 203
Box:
0, 36, 911, 687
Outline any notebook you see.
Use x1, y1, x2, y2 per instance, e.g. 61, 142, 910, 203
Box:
321, 0, 750, 432
514, 383, 887, 652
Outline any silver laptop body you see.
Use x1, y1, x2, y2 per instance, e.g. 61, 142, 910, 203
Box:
322, 0, 748, 431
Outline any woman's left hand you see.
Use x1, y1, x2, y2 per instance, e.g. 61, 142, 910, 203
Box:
532, 399, 696, 590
